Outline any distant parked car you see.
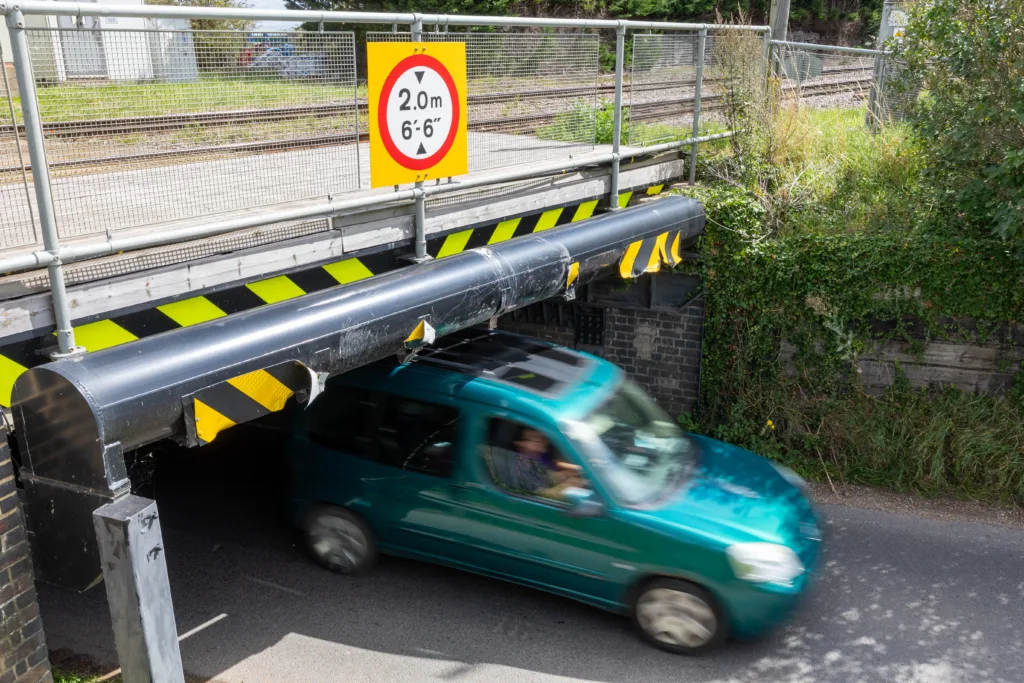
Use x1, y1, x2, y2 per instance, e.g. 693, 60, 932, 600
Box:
287, 329, 822, 654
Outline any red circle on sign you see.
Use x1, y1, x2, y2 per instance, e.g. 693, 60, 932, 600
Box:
378, 53, 461, 172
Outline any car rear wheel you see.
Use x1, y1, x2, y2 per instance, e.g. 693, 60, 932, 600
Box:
304, 506, 377, 575
632, 578, 724, 654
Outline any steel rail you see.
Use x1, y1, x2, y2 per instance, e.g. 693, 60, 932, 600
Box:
3, 1, 767, 32
0, 77, 868, 175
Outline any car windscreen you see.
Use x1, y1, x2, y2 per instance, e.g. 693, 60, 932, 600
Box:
566, 380, 696, 507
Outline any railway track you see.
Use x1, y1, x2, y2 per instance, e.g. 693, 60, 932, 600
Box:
3, 66, 872, 139
0, 75, 872, 174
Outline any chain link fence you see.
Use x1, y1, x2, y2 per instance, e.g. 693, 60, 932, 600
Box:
0, 56, 37, 249
21, 27, 358, 239
771, 42, 878, 113
8, 17, 921, 260
368, 30, 600, 172
628, 32, 699, 147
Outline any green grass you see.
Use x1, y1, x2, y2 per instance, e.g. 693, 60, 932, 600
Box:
53, 669, 119, 683
774, 107, 925, 236
772, 381, 1024, 504
537, 100, 728, 147
27, 76, 364, 122
707, 104, 927, 237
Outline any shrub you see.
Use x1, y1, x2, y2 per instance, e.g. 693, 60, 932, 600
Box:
896, 0, 1024, 253
676, 185, 1024, 502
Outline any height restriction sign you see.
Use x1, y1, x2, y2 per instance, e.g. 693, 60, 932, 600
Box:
367, 42, 468, 188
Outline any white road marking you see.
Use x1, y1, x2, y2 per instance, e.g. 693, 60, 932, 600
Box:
243, 575, 306, 597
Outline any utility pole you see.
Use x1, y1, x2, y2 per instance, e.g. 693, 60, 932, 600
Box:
769, 0, 791, 43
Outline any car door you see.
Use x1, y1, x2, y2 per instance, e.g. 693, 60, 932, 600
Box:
358, 392, 474, 560
447, 410, 639, 606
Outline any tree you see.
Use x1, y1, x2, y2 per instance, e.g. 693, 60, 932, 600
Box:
148, 0, 256, 72
896, 0, 1024, 251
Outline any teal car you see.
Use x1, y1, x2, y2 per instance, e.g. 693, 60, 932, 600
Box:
287, 329, 822, 654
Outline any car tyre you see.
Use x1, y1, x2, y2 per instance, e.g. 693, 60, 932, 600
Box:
632, 578, 725, 655
304, 505, 377, 576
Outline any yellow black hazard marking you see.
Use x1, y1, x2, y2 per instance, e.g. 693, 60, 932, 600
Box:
619, 227, 687, 280
0, 183, 675, 408
0, 354, 26, 408
567, 262, 580, 289
425, 193, 642, 260
188, 362, 311, 445
405, 319, 436, 349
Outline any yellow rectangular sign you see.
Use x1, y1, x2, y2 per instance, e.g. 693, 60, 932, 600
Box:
367, 42, 469, 188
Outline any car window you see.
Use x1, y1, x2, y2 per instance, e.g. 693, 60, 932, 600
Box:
306, 386, 381, 458
479, 417, 590, 504
378, 396, 459, 478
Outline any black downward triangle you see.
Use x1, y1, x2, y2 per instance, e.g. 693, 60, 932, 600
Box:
414, 70, 425, 83
416, 142, 427, 155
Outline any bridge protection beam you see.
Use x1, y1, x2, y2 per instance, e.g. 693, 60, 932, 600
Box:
10, 196, 705, 590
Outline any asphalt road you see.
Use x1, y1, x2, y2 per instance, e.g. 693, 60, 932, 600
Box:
38, 443, 1024, 683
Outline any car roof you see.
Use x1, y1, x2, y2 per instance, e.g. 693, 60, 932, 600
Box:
338, 328, 621, 419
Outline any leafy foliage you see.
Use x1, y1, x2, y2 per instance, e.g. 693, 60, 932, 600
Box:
283, 0, 882, 42
678, 184, 1024, 502
896, 0, 1024, 253
147, 0, 255, 71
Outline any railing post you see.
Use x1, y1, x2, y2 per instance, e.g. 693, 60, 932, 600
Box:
608, 23, 626, 210
688, 27, 707, 186
6, 8, 83, 358
866, 52, 885, 130
409, 14, 430, 260
761, 27, 772, 88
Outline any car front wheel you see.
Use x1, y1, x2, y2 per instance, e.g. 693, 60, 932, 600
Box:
632, 578, 725, 654
304, 505, 377, 576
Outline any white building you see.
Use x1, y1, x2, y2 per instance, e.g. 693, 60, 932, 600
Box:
2, 0, 197, 85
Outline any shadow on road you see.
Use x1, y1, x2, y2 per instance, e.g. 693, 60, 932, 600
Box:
38, 426, 1024, 683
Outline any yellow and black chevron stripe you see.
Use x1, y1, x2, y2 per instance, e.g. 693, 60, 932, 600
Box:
427, 199, 601, 259
187, 361, 312, 445
0, 184, 671, 409
0, 249, 403, 409
619, 226, 686, 280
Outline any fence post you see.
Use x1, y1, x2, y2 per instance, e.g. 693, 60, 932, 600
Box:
866, 53, 884, 130
6, 8, 84, 358
94, 496, 185, 683
761, 27, 773, 88
688, 27, 707, 186
410, 15, 430, 261
608, 23, 626, 210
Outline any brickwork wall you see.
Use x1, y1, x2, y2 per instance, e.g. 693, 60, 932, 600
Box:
500, 296, 705, 418
602, 299, 704, 417
0, 427, 51, 683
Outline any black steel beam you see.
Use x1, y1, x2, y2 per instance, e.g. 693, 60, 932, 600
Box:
11, 196, 704, 589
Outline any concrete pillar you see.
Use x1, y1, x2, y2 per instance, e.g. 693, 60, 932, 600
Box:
93, 496, 185, 683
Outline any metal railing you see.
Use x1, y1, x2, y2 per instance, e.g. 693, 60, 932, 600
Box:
0, 2, 779, 355
770, 40, 889, 123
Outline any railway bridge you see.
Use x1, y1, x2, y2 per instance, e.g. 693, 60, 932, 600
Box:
0, 4, 886, 681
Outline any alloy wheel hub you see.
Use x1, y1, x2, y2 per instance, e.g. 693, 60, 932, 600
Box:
636, 588, 716, 648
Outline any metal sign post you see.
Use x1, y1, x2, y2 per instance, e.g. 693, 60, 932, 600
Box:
367, 36, 468, 262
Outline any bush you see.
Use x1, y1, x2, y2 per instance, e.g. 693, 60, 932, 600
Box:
676, 185, 1024, 502
896, 0, 1024, 254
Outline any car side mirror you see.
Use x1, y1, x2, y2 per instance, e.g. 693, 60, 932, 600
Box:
563, 487, 604, 518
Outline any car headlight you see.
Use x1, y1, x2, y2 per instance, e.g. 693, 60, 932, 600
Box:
726, 543, 804, 586
772, 463, 807, 491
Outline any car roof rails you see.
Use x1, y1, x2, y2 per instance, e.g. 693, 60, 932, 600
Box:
409, 327, 591, 397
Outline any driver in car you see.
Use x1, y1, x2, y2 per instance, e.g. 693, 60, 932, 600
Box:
512, 428, 586, 501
